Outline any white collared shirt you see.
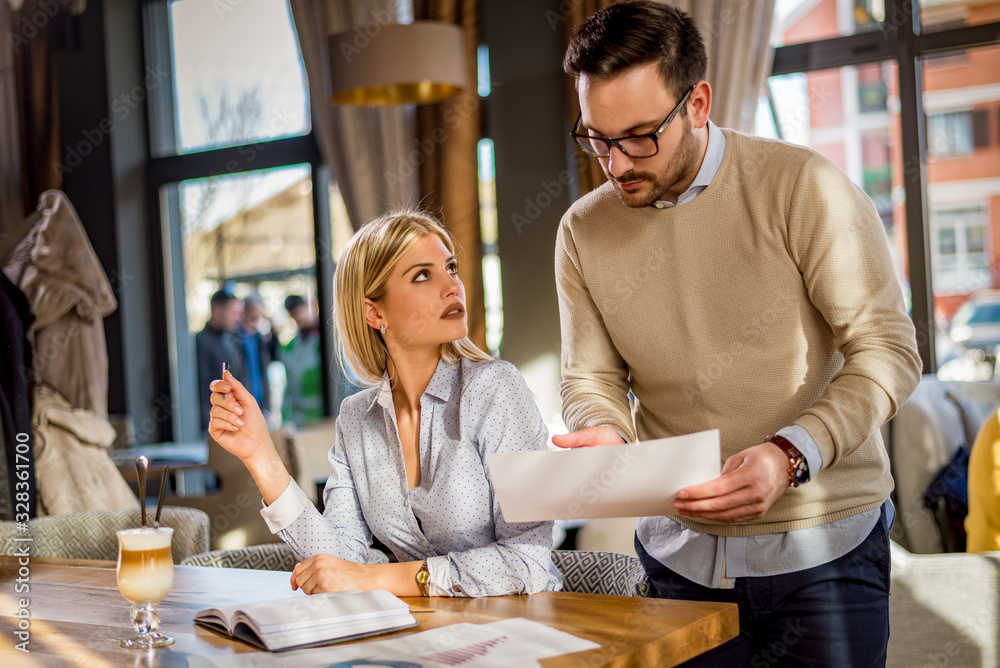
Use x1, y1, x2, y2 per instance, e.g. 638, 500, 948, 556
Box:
261, 357, 563, 597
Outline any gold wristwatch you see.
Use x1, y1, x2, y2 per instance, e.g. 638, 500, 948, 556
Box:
767, 434, 809, 487
415, 560, 430, 597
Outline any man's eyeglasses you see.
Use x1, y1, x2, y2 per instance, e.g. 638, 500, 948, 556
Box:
570, 84, 696, 159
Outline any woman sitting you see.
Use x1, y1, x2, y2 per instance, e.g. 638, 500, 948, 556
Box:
208, 210, 562, 597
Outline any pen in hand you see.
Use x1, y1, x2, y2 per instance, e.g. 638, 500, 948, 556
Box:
222, 362, 230, 399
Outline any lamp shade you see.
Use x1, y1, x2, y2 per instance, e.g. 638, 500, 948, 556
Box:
326, 21, 468, 106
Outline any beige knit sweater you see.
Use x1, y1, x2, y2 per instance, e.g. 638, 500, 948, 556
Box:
555, 129, 923, 536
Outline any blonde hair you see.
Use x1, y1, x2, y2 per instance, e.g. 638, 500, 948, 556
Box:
334, 209, 491, 386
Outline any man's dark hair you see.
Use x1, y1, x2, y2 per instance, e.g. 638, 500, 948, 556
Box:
210, 289, 237, 310
284, 294, 307, 313
563, 1, 707, 106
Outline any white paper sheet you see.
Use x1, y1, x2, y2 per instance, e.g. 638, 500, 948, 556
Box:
485, 429, 721, 522
187, 617, 599, 667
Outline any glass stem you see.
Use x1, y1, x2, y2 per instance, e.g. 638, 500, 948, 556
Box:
131, 603, 160, 636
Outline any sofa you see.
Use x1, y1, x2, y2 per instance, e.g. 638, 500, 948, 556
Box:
884, 376, 1000, 667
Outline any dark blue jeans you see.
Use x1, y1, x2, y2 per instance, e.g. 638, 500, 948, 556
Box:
636, 503, 891, 667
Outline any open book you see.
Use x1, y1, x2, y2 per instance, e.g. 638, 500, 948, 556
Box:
194, 589, 418, 652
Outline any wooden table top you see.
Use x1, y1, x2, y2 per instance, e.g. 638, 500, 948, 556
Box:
0, 556, 737, 667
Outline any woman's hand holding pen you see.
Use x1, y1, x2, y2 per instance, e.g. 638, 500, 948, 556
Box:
208, 370, 269, 459
209, 369, 290, 504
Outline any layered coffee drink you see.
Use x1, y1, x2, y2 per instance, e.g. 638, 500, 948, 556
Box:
116, 527, 174, 604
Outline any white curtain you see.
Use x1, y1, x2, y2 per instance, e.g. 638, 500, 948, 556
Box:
672, 0, 777, 132
289, 0, 419, 230
0, 1, 24, 234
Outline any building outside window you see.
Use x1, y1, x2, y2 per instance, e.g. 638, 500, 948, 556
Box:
765, 0, 1000, 370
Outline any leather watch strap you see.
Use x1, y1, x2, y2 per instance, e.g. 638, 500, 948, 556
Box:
767, 433, 809, 487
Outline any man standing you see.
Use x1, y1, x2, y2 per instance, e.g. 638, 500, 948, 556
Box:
237, 294, 275, 423
553, 2, 922, 665
280, 294, 323, 428
196, 289, 247, 431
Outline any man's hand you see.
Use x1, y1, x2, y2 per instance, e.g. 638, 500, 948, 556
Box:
552, 426, 626, 448
673, 442, 791, 523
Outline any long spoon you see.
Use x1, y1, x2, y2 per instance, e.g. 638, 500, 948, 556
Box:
154, 466, 169, 529
135, 456, 148, 527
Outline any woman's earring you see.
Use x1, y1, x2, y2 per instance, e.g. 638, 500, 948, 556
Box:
380, 324, 386, 335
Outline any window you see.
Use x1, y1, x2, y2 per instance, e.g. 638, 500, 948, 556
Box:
771, 0, 887, 47
767, 1, 1000, 371
763, 61, 903, 281
932, 207, 991, 295
927, 111, 974, 158
920, 0, 1000, 32
477, 44, 503, 355
924, 44, 1000, 334
145, 0, 341, 442
165, 0, 309, 155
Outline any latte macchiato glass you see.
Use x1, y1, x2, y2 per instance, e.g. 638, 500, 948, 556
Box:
116, 527, 175, 648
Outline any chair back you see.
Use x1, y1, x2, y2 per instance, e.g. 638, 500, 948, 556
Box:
887, 376, 1000, 553
551, 549, 649, 597
181, 541, 297, 571
168, 430, 292, 550
287, 420, 337, 504
182, 546, 653, 597
0, 506, 210, 563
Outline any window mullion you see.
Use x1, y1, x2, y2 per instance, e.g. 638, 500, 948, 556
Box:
895, 0, 935, 372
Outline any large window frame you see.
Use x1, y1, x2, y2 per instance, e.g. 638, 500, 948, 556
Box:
142, 0, 335, 442
771, 0, 1000, 373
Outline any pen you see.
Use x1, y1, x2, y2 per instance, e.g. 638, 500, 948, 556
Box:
222, 362, 230, 399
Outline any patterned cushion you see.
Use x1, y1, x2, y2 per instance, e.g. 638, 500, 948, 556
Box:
181, 542, 298, 571
552, 549, 650, 597
0, 506, 210, 563
181, 546, 653, 597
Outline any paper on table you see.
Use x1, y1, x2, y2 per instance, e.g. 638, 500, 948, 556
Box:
186, 617, 600, 667
486, 429, 721, 522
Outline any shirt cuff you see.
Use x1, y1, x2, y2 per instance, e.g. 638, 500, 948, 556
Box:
776, 424, 823, 483
425, 555, 454, 597
259, 478, 309, 533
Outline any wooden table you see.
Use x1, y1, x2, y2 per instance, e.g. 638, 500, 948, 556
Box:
0, 557, 737, 667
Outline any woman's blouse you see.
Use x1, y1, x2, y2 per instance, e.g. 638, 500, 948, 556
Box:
261, 357, 563, 596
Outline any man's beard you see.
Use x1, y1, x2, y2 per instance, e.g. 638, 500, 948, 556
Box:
605, 116, 700, 208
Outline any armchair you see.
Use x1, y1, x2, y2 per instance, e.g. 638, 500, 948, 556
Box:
884, 376, 1000, 667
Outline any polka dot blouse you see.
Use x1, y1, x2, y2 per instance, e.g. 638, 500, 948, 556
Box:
261, 357, 564, 597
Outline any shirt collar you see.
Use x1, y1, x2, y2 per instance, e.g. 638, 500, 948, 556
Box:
367, 356, 458, 412
652, 119, 725, 209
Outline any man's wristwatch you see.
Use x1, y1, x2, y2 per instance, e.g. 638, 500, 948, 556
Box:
767, 434, 809, 487
415, 560, 430, 597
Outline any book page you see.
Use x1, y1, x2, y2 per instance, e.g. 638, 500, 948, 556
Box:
240, 590, 408, 631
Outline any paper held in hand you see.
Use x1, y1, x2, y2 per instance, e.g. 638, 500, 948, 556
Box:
194, 589, 418, 652
486, 429, 721, 522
